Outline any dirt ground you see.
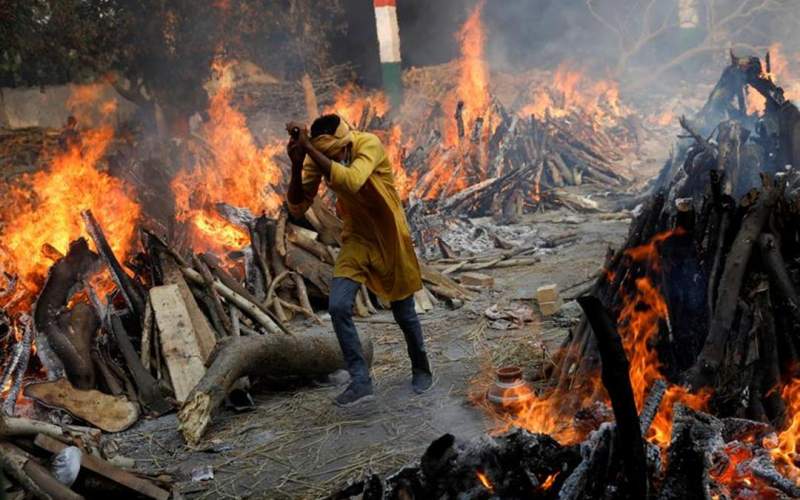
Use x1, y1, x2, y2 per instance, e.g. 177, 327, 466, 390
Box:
114, 200, 636, 499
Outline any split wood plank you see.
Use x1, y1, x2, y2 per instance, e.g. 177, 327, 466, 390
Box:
161, 258, 216, 361
150, 284, 207, 403
34, 434, 170, 500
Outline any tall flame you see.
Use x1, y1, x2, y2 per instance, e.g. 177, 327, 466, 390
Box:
617, 229, 711, 449
420, 0, 491, 201
0, 88, 140, 314
172, 59, 283, 254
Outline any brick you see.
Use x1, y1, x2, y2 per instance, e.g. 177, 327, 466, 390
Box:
536, 284, 560, 303
539, 300, 562, 316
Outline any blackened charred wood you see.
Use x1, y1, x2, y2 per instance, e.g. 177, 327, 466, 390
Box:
2, 320, 32, 416
750, 455, 800, 498
244, 247, 265, 302
559, 423, 613, 500
33, 238, 99, 388
577, 295, 648, 499
108, 313, 171, 415
754, 285, 786, 424
193, 255, 234, 338
639, 379, 667, 435
455, 101, 465, 139
91, 346, 124, 396
706, 197, 733, 318
690, 174, 782, 388
658, 406, 722, 500
759, 233, 800, 326
82, 210, 145, 319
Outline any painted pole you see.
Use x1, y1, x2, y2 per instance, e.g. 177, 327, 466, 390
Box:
373, 0, 403, 108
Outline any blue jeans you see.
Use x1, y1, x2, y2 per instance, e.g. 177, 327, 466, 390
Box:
329, 278, 430, 386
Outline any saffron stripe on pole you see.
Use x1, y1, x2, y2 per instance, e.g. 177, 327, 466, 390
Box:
373, 0, 396, 7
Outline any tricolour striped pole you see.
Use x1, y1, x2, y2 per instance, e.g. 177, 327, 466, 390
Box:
373, 0, 403, 108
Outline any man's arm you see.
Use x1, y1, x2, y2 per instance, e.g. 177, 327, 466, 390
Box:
284, 125, 321, 217
287, 139, 307, 206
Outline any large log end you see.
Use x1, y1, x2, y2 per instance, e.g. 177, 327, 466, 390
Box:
178, 392, 212, 447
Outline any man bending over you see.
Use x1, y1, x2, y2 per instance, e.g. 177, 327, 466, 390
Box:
285, 114, 433, 407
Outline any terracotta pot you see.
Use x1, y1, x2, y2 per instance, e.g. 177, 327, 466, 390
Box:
487, 365, 533, 408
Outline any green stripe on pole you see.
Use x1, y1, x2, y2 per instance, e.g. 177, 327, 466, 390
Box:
381, 62, 403, 109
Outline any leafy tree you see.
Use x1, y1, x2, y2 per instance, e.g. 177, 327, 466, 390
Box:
0, 0, 346, 136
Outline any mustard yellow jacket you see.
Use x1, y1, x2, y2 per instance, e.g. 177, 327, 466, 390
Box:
287, 131, 422, 301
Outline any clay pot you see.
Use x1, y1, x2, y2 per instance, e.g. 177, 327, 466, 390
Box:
487, 366, 533, 408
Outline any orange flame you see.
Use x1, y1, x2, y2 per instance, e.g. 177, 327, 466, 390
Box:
478, 229, 710, 451
617, 229, 711, 449
0, 87, 139, 315
172, 59, 283, 254
770, 377, 800, 484
476, 470, 494, 492
541, 471, 559, 490
419, 0, 491, 201
325, 83, 390, 128
520, 63, 626, 122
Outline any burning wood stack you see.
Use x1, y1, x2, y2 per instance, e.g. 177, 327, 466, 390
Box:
327, 56, 800, 499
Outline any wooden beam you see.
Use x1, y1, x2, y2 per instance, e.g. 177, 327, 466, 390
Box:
150, 284, 208, 403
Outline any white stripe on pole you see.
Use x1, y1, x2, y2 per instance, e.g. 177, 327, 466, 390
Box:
374, 6, 401, 64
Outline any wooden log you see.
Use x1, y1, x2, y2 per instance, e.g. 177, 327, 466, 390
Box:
285, 242, 333, 296
93, 351, 124, 399
183, 265, 288, 335
24, 378, 139, 432
2, 320, 33, 416
161, 258, 217, 361
150, 284, 208, 403
108, 314, 171, 415
287, 224, 334, 264
178, 330, 374, 445
34, 434, 170, 500
640, 379, 667, 434
309, 198, 343, 246
275, 210, 287, 257
81, 210, 144, 319
292, 272, 321, 323
33, 238, 100, 389
0, 416, 67, 439
140, 299, 154, 370
754, 285, 785, 424
0, 441, 85, 500
577, 296, 647, 499
690, 175, 782, 388
759, 233, 800, 326
192, 255, 234, 338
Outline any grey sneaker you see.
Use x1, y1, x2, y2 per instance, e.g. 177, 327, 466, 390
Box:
334, 382, 374, 407
412, 371, 433, 394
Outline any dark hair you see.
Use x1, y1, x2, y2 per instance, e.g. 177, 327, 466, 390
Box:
310, 114, 340, 138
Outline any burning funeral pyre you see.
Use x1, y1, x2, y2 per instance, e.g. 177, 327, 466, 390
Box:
0, 2, 770, 498
326, 54, 800, 499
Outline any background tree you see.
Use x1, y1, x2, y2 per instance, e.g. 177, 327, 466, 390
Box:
0, 0, 346, 136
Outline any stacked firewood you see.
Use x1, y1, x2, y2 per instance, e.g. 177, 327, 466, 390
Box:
349, 91, 633, 223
